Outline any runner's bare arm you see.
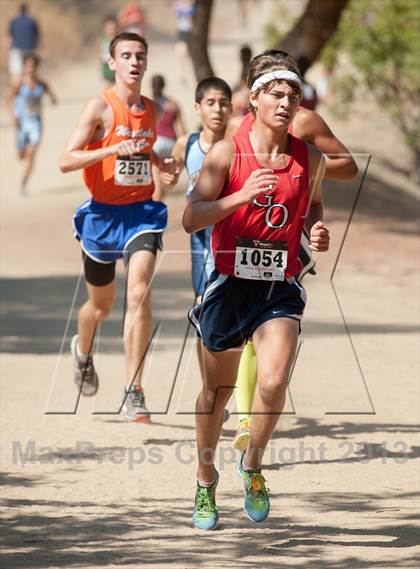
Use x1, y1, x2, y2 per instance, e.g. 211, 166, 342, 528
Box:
161, 134, 188, 188
174, 102, 188, 136
305, 144, 329, 252
297, 109, 358, 180
225, 115, 243, 138
59, 96, 139, 173
6, 83, 20, 123
43, 81, 58, 105
183, 139, 278, 233
153, 100, 163, 123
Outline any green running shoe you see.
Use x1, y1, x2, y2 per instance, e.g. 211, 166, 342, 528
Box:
192, 471, 219, 531
237, 452, 270, 522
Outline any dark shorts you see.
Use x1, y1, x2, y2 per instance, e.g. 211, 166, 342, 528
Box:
82, 232, 163, 286
188, 270, 307, 352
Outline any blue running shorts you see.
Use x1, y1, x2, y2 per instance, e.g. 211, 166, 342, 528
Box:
188, 270, 306, 352
73, 199, 167, 263
17, 116, 41, 150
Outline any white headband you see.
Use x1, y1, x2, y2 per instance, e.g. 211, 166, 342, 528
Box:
250, 70, 302, 93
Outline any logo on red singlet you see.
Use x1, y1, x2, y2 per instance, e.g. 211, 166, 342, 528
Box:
253, 194, 289, 229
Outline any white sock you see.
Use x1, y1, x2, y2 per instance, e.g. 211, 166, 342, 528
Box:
243, 456, 260, 473
198, 478, 216, 488
76, 345, 89, 363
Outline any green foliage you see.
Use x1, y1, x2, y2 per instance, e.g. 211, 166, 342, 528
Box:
324, 0, 420, 167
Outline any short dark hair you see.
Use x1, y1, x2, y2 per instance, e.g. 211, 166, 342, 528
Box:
20, 3, 27, 14
240, 45, 252, 66
151, 74, 165, 98
195, 77, 232, 103
296, 55, 310, 77
23, 53, 39, 66
109, 32, 148, 58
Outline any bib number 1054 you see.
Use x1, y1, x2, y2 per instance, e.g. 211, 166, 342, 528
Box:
234, 238, 288, 281
240, 248, 284, 268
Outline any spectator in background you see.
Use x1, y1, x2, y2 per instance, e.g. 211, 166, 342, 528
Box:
151, 74, 187, 199
173, 0, 195, 84
152, 75, 187, 157
7, 53, 57, 195
99, 16, 118, 85
296, 55, 318, 111
237, 45, 252, 89
226, 45, 252, 135
118, 2, 145, 36
8, 3, 39, 83
238, 0, 250, 28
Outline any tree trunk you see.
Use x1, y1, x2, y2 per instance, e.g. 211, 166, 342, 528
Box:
188, 0, 214, 81
277, 0, 349, 66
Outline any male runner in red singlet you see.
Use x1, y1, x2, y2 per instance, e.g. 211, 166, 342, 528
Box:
184, 50, 330, 530
59, 33, 177, 422
230, 51, 358, 452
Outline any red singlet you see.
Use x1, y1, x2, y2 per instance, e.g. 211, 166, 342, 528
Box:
212, 131, 310, 279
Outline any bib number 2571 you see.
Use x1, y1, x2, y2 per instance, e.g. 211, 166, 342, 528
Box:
114, 153, 151, 186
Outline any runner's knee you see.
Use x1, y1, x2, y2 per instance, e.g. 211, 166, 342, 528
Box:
91, 300, 113, 321
127, 281, 150, 310
202, 383, 234, 406
257, 373, 288, 403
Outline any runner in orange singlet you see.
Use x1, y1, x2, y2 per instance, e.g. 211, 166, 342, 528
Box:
59, 32, 178, 422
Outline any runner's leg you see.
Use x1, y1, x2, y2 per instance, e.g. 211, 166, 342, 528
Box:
245, 317, 299, 470
78, 279, 116, 355
233, 340, 257, 449
123, 249, 155, 388
191, 228, 214, 380
235, 341, 257, 420
196, 347, 241, 483
21, 144, 37, 189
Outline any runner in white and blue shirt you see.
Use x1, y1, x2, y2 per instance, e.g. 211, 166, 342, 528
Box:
165, 77, 233, 298
7, 53, 56, 194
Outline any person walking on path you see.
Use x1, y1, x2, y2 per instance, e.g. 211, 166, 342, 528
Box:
7, 53, 57, 195
99, 16, 118, 86
7, 3, 40, 83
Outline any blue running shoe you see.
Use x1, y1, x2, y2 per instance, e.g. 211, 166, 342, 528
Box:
236, 452, 270, 522
192, 471, 219, 530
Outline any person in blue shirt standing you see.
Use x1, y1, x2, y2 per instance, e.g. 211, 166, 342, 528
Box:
8, 4, 40, 82
7, 54, 56, 195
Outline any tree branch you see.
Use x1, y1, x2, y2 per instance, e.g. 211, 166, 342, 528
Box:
188, 0, 214, 81
277, 0, 349, 66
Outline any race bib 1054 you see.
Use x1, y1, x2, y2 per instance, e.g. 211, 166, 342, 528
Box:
234, 237, 288, 281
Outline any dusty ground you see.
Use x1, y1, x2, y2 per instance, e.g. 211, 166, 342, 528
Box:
1, 2, 419, 568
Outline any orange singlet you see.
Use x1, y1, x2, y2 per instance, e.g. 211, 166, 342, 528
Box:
83, 88, 157, 205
